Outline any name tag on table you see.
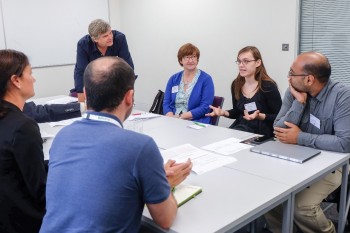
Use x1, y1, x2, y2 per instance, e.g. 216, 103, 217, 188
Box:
172, 86, 179, 93
244, 102, 257, 112
310, 114, 320, 129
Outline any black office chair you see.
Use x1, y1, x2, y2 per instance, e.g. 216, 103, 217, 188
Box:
210, 96, 225, 126
69, 89, 78, 98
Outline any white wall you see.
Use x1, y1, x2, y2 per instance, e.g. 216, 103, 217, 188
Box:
111, 0, 299, 126
34, 0, 299, 127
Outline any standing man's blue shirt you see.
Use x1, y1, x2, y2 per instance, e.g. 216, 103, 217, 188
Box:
73, 30, 134, 93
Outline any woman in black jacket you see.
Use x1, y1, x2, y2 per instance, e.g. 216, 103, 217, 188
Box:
207, 46, 282, 137
0, 49, 46, 233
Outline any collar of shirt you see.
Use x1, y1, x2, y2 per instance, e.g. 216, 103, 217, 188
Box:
82, 111, 123, 128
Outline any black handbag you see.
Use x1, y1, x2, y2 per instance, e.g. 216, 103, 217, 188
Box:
149, 90, 164, 114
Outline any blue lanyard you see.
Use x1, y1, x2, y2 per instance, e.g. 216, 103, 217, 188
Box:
82, 113, 122, 128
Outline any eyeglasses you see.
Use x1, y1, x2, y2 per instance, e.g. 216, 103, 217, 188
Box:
235, 59, 256, 65
183, 55, 197, 61
287, 70, 309, 78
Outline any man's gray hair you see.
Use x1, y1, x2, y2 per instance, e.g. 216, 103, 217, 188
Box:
88, 19, 111, 39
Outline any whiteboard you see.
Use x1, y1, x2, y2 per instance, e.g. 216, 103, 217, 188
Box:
0, 2, 5, 49
1, 0, 109, 67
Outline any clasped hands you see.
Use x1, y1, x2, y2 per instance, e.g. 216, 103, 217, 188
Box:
164, 159, 193, 188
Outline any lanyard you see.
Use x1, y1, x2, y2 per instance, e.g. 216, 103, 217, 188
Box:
82, 113, 122, 128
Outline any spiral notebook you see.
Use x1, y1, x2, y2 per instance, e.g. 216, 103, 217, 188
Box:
250, 140, 321, 163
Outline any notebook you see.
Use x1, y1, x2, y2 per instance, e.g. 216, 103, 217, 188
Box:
250, 140, 321, 163
173, 184, 202, 207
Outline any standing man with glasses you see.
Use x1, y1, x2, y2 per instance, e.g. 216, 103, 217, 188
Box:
72, 19, 135, 102
265, 52, 350, 233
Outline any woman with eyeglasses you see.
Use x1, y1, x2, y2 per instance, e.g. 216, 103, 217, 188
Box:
206, 46, 282, 137
0, 49, 46, 233
163, 43, 214, 123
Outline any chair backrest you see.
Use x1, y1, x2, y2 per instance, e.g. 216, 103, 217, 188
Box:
210, 96, 225, 126
69, 89, 78, 98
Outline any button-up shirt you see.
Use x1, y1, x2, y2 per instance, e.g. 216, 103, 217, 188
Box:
73, 30, 134, 93
274, 79, 350, 152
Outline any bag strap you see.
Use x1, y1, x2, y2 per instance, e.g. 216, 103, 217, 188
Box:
149, 90, 163, 113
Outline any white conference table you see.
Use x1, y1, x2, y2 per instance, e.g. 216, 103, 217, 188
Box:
224, 148, 350, 233
139, 115, 350, 233
37, 102, 350, 233
140, 115, 255, 149
39, 111, 293, 232
143, 166, 291, 233
140, 116, 294, 233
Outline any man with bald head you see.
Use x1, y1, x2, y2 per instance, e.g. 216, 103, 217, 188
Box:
265, 52, 350, 232
41, 57, 192, 232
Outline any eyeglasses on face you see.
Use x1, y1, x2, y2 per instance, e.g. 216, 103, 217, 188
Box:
183, 55, 197, 61
287, 70, 309, 78
235, 59, 256, 65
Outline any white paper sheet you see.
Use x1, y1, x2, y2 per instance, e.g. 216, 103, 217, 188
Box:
201, 137, 252, 156
161, 144, 236, 175
40, 131, 55, 143
48, 117, 81, 127
126, 112, 161, 121
46, 96, 78, 105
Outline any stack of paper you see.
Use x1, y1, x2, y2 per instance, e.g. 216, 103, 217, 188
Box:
127, 112, 161, 121
46, 96, 78, 105
201, 137, 252, 156
161, 144, 236, 175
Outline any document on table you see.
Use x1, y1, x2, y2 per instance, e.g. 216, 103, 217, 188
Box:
45, 96, 78, 105
126, 112, 161, 121
161, 144, 236, 175
48, 117, 81, 127
201, 137, 252, 156
40, 131, 54, 142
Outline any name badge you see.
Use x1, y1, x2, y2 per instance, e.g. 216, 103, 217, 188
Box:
310, 114, 320, 129
172, 86, 179, 93
244, 102, 257, 112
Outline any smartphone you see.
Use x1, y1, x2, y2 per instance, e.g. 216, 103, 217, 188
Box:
240, 135, 273, 145
252, 135, 274, 144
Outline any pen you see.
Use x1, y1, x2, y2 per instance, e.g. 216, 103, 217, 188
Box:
194, 122, 206, 127
132, 113, 142, 116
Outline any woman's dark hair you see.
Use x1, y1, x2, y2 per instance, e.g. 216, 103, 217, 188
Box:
231, 46, 277, 100
0, 49, 29, 118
